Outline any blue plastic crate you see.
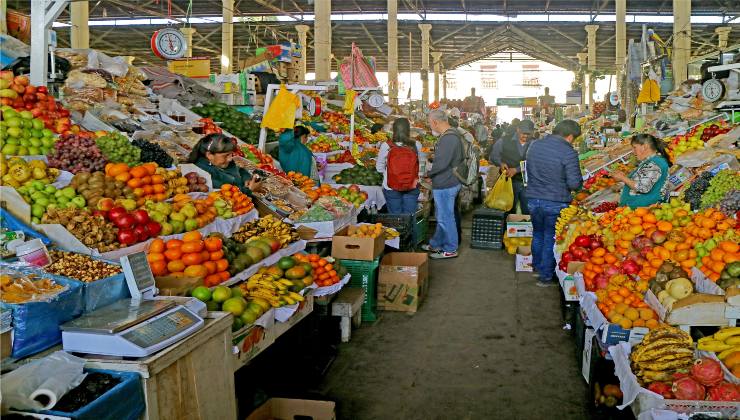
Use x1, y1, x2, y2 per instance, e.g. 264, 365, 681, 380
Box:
33, 369, 145, 420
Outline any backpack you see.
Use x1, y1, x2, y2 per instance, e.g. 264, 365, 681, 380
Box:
386, 141, 419, 191
450, 130, 480, 186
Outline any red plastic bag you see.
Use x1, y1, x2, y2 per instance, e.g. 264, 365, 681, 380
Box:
339, 43, 379, 89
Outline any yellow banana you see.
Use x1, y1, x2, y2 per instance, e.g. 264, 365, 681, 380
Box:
278, 279, 293, 286
283, 296, 296, 305
697, 340, 734, 352
713, 327, 740, 341
725, 336, 740, 345
718, 347, 740, 360
289, 292, 305, 302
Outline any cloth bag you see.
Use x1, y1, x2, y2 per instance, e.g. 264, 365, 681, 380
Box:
339, 43, 379, 89
261, 84, 300, 131
485, 174, 514, 211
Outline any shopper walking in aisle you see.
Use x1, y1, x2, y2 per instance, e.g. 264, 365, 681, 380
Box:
278, 125, 319, 181
376, 118, 423, 214
448, 116, 471, 239
422, 110, 463, 259
525, 120, 583, 287
612, 133, 671, 209
490, 119, 536, 215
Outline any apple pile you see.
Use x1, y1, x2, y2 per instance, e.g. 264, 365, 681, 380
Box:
0, 71, 77, 135
337, 184, 369, 208
670, 121, 732, 158
17, 184, 87, 224
559, 234, 603, 272
96, 206, 162, 246
0, 107, 58, 156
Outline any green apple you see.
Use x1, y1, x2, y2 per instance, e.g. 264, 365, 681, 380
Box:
31, 204, 45, 218
160, 222, 174, 236
34, 196, 49, 207
1, 144, 17, 155
171, 220, 184, 234
61, 187, 76, 199
71, 196, 86, 208
119, 198, 137, 211
57, 196, 70, 206
149, 211, 166, 223
170, 211, 186, 222
184, 219, 199, 232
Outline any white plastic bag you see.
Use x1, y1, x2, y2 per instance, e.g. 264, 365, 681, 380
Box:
1, 351, 87, 411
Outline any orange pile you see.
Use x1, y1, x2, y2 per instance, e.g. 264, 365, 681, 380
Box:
209, 184, 254, 215
147, 232, 230, 286
293, 253, 340, 287
105, 162, 166, 205
305, 184, 340, 202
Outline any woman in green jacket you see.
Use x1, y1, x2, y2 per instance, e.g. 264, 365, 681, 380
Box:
611, 134, 670, 209
279, 126, 318, 180
187, 133, 262, 196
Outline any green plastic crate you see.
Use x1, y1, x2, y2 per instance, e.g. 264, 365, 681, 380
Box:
339, 258, 380, 322
414, 217, 428, 245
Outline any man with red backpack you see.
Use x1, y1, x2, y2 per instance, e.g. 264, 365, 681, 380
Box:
376, 118, 423, 214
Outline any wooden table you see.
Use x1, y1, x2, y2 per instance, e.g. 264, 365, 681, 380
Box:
31, 312, 237, 420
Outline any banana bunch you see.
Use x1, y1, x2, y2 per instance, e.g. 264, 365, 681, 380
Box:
383, 227, 400, 239
239, 273, 305, 307
697, 327, 740, 358
630, 325, 694, 384
555, 205, 580, 237
232, 215, 300, 246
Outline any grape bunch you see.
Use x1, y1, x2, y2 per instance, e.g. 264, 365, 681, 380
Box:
592, 201, 618, 213
47, 134, 107, 174
95, 132, 140, 166
683, 171, 714, 210
701, 170, 740, 209
718, 190, 740, 216
132, 139, 174, 168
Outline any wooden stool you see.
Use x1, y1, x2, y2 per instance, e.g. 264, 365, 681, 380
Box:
331, 287, 365, 343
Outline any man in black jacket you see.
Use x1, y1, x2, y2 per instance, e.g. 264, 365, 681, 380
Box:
490, 119, 535, 214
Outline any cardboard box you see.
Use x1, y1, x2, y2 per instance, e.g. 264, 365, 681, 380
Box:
247, 398, 336, 420
377, 253, 428, 313
506, 214, 532, 237
331, 226, 385, 261
155, 275, 203, 296
1, 329, 11, 359
515, 245, 533, 272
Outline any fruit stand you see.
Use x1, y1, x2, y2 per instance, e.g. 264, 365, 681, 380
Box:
0, 51, 405, 419
540, 99, 740, 417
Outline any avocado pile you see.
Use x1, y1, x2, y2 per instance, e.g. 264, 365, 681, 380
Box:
191, 102, 276, 144
332, 165, 382, 186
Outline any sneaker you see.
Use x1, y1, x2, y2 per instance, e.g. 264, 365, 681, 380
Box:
430, 251, 458, 259
536, 281, 557, 288
420, 244, 441, 253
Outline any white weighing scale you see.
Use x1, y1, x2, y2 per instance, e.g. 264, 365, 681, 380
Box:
61, 252, 206, 357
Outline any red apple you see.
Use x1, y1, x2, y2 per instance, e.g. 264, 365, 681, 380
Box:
145, 221, 162, 237
133, 225, 150, 241
132, 209, 150, 225
117, 228, 138, 245
107, 207, 127, 221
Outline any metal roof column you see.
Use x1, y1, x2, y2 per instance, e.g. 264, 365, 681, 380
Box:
615, 0, 626, 94
314, 0, 332, 81
577, 52, 588, 113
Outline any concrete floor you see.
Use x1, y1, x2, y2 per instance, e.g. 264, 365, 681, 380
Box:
319, 226, 592, 420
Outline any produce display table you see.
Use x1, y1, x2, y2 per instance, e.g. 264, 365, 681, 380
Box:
328, 183, 386, 210
31, 312, 236, 420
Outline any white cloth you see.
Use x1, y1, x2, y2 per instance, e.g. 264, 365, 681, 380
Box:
375, 141, 424, 190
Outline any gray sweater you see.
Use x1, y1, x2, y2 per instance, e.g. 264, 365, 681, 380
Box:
428, 129, 463, 189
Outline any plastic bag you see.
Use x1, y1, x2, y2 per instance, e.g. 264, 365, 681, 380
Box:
261, 84, 300, 131
485, 174, 514, 211
1, 351, 87, 411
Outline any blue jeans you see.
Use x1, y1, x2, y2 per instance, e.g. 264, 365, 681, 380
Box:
512, 180, 529, 215
528, 198, 568, 282
430, 185, 462, 252
383, 188, 420, 214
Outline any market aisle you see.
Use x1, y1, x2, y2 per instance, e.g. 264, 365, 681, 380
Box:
320, 225, 591, 419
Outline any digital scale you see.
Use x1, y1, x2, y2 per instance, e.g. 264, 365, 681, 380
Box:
61, 252, 206, 358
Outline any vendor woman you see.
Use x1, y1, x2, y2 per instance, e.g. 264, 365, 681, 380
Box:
279, 125, 318, 180
187, 133, 262, 195
610, 133, 670, 209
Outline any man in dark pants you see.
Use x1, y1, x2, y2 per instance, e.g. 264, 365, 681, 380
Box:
490, 119, 535, 214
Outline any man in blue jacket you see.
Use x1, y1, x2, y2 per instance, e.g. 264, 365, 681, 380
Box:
525, 119, 583, 287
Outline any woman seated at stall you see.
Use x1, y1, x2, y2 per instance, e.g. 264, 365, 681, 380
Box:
187, 133, 262, 195
610, 133, 670, 209
279, 125, 318, 180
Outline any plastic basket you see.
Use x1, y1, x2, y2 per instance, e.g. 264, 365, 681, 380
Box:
470, 207, 505, 250
414, 217, 429, 245
366, 213, 415, 250
633, 393, 740, 418
32, 369, 145, 420
340, 258, 380, 322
